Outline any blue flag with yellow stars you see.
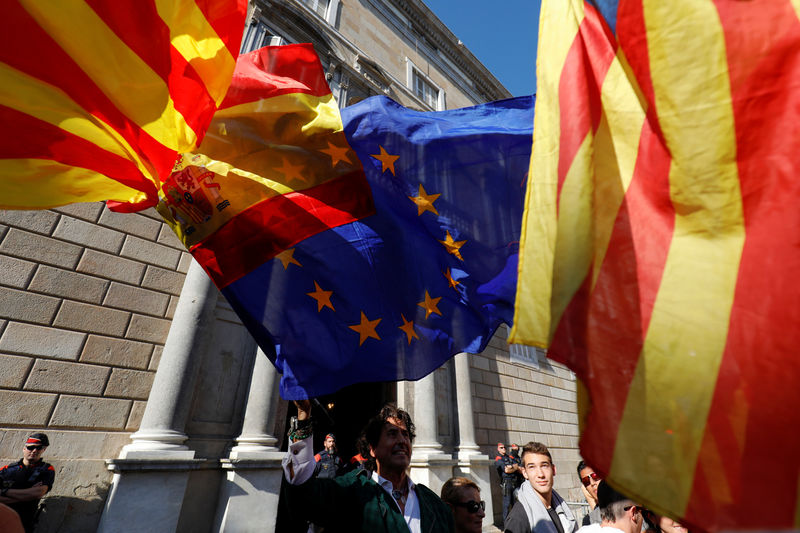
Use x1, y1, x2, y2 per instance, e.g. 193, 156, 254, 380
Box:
222, 94, 535, 399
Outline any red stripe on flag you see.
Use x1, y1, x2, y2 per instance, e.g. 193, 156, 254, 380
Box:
549, 0, 676, 477
194, 0, 248, 58
0, 105, 158, 198
556, 2, 617, 203
85, 0, 218, 145
219, 44, 333, 109
191, 170, 375, 288
684, 2, 800, 529
0, 3, 176, 184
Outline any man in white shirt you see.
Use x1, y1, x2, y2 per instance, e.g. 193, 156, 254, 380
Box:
576, 481, 644, 533
282, 401, 453, 533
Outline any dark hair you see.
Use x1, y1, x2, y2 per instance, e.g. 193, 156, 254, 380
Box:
577, 460, 587, 475
363, 404, 415, 451
521, 441, 552, 463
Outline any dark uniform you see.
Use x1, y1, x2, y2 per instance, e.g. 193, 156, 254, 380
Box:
0, 459, 55, 533
314, 450, 343, 479
494, 452, 517, 524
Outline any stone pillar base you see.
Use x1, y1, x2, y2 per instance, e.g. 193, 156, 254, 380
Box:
214, 450, 286, 533
97, 457, 211, 533
409, 453, 457, 496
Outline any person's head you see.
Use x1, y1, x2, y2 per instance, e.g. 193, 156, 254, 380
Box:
364, 404, 415, 476
441, 477, 485, 533
23, 433, 49, 466
641, 510, 688, 533
324, 433, 336, 452
597, 481, 644, 533
497, 442, 506, 456
520, 442, 555, 504
510, 443, 520, 458
657, 516, 688, 533
577, 460, 602, 502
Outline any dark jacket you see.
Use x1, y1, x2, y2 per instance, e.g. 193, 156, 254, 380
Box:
285, 468, 454, 533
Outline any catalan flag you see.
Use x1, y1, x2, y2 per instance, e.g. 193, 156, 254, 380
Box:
0, 0, 246, 212
161, 44, 535, 399
510, 1, 800, 530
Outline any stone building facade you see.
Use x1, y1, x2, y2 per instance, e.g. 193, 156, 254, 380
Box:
0, 1, 585, 531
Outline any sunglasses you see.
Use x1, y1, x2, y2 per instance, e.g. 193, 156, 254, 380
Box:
453, 500, 485, 514
25, 445, 44, 451
580, 472, 600, 486
624, 505, 640, 514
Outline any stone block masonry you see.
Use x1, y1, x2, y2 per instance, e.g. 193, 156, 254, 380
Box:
0, 204, 186, 440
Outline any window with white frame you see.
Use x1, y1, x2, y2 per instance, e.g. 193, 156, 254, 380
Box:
300, 0, 330, 19
506, 326, 542, 369
406, 59, 445, 110
240, 21, 286, 53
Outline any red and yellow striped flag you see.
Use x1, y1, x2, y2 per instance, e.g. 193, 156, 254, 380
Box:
0, 0, 246, 212
511, 1, 800, 530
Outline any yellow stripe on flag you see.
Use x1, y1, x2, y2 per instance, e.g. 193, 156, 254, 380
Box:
198, 93, 344, 192
510, 0, 584, 347
0, 62, 157, 187
610, 0, 744, 515
0, 159, 146, 209
20, 0, 197, 152
155, 0, 237, 106
590, 49, 646, 289
790, 0, 800, 22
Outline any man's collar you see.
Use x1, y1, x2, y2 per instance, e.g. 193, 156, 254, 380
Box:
372, 470, 415, 492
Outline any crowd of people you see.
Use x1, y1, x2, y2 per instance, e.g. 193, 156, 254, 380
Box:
281, 402, 690, 533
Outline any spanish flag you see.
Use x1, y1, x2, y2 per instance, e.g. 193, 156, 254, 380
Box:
0, 0, 246, 212
511, 1, 800, 530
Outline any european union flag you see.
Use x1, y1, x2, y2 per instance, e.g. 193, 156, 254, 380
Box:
222, 95, 535, 399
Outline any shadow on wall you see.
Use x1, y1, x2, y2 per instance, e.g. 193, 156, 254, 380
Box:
35, 482, 110, 533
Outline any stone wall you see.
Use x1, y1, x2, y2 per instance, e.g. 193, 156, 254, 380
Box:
470, 327, 588, 525
0, 203, 188, 532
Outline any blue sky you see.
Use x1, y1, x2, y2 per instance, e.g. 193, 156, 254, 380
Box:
423, 0, 542, 97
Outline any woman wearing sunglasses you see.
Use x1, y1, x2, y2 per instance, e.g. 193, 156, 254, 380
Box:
441, 477, 486, 533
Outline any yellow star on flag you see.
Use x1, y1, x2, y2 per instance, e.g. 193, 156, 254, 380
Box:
276, 159, 307, 185
275, 248, 302, 269
370, 146, 400, 175
417, 290, 442, 319
398, 314, 419, 344
444, 268, 461, 290
321, 141, 351, 166
307, 281, 334, 312
349, 311, 382, 346
438, 231, 466, 261
408, 184, 440, 216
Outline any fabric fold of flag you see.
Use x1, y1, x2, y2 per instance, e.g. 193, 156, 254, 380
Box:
160, 44, 535, 400
0, 0, 246, 212
511, 0, 800, 530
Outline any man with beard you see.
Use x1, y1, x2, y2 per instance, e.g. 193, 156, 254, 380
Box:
314, 433, 343, 479
503, 441, 577, 533
283, 402, 453, 532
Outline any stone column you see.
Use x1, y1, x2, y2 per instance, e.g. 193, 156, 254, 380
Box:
452, 352, 496, 529
98, 259, 218, 533
454, 352, 481, 462
231, 347, 281, 452
409, 370, 455, 495
121, 258, 218, 457
411, 371, 443, 455
215, 347, 285, 532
